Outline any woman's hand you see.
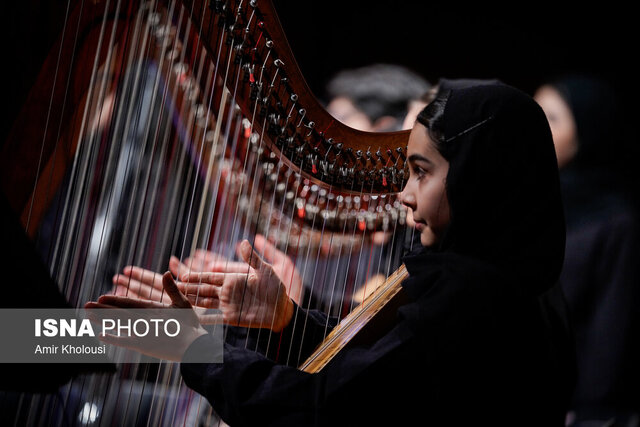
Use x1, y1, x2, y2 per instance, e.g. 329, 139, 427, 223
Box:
180, 240, 294, 332
177, 235, 304, 304
112, 235, 303, 310
85, 272, 208, 362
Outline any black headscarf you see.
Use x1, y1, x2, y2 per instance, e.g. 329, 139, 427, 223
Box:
437, 77, 501, 93
408, 82, 566, 298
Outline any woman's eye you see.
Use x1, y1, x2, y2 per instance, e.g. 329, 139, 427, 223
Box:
412, 166, 427, 179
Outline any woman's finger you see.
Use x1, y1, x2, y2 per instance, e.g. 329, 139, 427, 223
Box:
182, 250, 227, 272
97, 333, 144, 353
237, 239, 269, 271
84, 302, 113, 309
121, 266, 164, 287
185, 294, 219, 309
97, 295, 168, 309
180, 271, 246, 284
197, 312, 224, 325
162, 272, 192, 309
113, 275, 168, 302
253, 234, 283, 265
176, 282, 221, 297
193, 249, 228, 263
207, 261, 252, 274
169, 256, 196, 277
113, 285, 172, 304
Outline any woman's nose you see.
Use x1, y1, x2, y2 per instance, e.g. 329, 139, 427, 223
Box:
399, 188, 416, 210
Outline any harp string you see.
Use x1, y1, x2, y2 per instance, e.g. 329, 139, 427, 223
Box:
185, 1, 278, 417
23, 1, 79, 422
113, 1, 205, 424
175, 0, 228, 270
126, 1, 188, 423
25, 0, 75, 237
206, 114, 244, 266
343, 188, 370, 319
266, 152, 314, 354
165, 4, 270, 414
161, 1, 222, 423
9, 0, 412, 423
254, 163, 300, 355
212, 2, 261, 257
189, 46, 247, 358
243, 66, 310, 354
171, 8, 222, 276
142, 0, 195, 419
324, 186, 358, 333
227, 3, 309, 356
288, 179, 346, 366
351, 184, 379, 315
50, 0, 113, 298
66, 4, 139, 422
193, 2, 250, 336
196, 0, 244, 262
322, 189, 356, 330
341, 183, 371, 328
75, 0, 121, 417
114, 0, 176, 280
35, 0, 122, 418
215, 9, 278, 347
94, 0, 158, 422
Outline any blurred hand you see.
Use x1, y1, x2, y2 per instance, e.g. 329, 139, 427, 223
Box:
112, 235, 303, 308
179, 239, 294, 332
86, 272, 208, 362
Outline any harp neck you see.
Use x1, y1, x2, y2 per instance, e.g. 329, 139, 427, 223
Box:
185, 0, 410, 194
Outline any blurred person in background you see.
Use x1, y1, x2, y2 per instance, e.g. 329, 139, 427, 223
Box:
325, 63, 430, 132
535, 75, 640, 427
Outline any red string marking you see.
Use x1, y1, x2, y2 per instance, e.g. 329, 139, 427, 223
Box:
384, 148, 394, 166
313, 119, 334, 149
250, 24, 264, 83
321, 119, 334, 134
311, 162, 318, 174
253, 25, 264, 54
381, 147, 393, 186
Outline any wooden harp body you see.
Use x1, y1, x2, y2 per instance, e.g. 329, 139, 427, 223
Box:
2, 0, 414, 423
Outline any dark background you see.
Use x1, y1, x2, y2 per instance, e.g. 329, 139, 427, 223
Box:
272, 1, 637, 104
3, 1, 638, 163
0, 0, 638, 395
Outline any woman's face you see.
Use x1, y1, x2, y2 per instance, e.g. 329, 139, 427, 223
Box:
399, 123, 451, 247
534, 85, 578, 168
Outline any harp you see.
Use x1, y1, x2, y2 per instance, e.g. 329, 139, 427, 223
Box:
1, 0, 412, 424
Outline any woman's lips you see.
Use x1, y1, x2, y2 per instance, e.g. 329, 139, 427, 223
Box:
414, 222, 426, 232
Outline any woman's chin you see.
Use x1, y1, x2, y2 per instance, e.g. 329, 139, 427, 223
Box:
419, 230, 438, 248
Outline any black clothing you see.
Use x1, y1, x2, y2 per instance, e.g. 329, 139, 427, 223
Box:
182, 253, 570, 426
549, 76, 640, 423
0, 191, 115, 392
180, 83, 575, 426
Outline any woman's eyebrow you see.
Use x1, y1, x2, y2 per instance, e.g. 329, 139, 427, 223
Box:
408, 153, 433, 165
